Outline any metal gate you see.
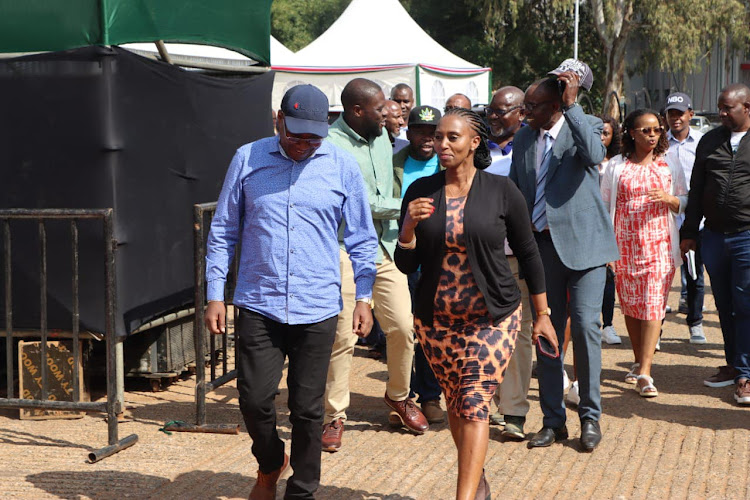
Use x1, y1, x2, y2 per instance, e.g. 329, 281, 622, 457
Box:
0, 208, 138, 462
164, 202, 239, 434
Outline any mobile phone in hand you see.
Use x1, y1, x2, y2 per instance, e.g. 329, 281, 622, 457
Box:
536, 335, 560, 359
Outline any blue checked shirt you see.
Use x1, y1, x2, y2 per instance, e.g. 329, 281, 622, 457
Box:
205, 137, 378, 325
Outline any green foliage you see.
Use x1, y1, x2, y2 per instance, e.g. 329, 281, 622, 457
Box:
271, 0, 352, 52
403, 0, 604, 105
639, 0, 750, 77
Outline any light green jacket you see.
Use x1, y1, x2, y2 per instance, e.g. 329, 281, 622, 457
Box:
327, 115, 399, 262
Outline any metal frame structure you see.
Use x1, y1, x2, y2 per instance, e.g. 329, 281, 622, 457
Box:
0, 208, 137, 462
165, 202, 239, 434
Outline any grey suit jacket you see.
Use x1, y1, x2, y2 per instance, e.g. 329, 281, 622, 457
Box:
509, 105, 619, 270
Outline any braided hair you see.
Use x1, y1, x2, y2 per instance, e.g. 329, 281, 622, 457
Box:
444, 107, 492, 169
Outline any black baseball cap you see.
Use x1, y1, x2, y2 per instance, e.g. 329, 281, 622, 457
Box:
408, 105, 441, 127
280, 84, 329, 137
665, 92, 692, 112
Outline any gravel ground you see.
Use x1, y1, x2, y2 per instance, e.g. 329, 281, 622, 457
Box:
0, 277, 748, 499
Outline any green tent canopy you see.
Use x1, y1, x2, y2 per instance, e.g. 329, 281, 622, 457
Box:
0, 0, 272, 65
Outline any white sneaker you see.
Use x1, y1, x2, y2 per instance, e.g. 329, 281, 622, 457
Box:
689, 324, 707, 344
563, 370, 570, 393
566, 380, 580, 406
601, 325, 622, 345
655, 338, 661, 351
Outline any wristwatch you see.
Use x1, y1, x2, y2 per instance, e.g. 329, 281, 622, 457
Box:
356, 297, 373, 306
537, 307, 552, 316
562, 102, 578, 112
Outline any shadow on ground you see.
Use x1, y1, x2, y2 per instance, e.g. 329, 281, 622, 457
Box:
25, 470, 415, 500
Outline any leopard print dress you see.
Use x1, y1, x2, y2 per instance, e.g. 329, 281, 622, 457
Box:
415, 195, 521, 422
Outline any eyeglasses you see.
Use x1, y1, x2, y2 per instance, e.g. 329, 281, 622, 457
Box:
284, 126, 323, 147
633, 126, 664, 135
485, 105, 521, 118
523, 101, 554, 112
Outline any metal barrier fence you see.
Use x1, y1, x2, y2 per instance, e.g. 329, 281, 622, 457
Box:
165, 202, 239, 434
0, 208, 137, 462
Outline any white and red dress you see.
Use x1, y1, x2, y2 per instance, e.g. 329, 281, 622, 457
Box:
600, 154, 688, 321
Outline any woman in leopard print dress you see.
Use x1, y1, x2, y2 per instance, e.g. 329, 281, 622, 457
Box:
395, 108, 557, 500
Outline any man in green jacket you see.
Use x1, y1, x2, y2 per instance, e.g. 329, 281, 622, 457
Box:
322, 78, 428, 453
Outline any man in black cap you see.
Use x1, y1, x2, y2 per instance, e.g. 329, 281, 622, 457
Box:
392, 105, 445, 424
509, 60, 618, 451
205, 84, 378, 499
393, 105, 442, 197
665, 91, 707, 344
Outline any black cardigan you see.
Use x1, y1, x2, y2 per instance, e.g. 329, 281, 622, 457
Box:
395, 169, 546, 326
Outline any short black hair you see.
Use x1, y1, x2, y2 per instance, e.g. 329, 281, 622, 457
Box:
341, 78, 382, 110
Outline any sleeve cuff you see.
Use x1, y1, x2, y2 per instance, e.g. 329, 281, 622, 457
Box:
207, 279, 226, 302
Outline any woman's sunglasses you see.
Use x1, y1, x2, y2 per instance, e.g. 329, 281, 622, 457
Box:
632, 126, 664, 135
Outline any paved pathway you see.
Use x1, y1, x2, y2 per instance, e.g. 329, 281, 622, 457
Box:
1, 281, 749, 499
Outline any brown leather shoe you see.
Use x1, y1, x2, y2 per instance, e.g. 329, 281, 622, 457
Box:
321, 418, 344, 452
384, 393, 429, 434
249, 453, 289, 500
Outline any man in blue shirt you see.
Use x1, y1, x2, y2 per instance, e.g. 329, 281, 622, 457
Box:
665, 92, 706, 344
204, 84, 378, 500
486, 86, 526, 176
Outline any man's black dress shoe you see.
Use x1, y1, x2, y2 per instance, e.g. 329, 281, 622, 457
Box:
527, 426, 568, 448
580, 419, 602, 451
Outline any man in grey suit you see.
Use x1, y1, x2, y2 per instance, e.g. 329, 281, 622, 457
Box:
509, 60, 619, 451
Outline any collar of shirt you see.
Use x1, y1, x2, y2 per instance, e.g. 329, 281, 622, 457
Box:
540, 115, 565, 143
489, 140, 514, 156
667, 128, 701, 146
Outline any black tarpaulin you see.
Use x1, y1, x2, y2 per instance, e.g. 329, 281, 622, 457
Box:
0, 46, 273, 336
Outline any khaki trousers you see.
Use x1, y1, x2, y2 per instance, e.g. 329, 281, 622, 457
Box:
324, 250, 414, 423
494, 256, 534, 417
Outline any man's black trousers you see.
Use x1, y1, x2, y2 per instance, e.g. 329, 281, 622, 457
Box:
236, 308, 337, 499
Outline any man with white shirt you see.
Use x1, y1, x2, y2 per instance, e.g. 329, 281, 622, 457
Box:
665, 92, 706, 344
681, 83, 750, 405
509, 60, 619, 450
485, 86, 525, 176
483, 85, 532, 439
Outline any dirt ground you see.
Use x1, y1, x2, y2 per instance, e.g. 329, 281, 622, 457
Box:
1, 276, 749, 499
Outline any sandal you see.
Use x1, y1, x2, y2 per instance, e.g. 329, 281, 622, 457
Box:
625, 363, 640, 384
636, 374, 658, 398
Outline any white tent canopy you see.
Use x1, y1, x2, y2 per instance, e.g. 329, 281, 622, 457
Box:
271, 0, 491, 111
121, 36, 294, 70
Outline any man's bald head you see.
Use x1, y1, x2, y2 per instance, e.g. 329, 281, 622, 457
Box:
523, 78, 562, 131
445, 93, 472, 110
342, 78, 385, 110
391, 83, 415, 120
718, 83, 750, 132
487, 86, 525, 139
491, 86, 524, 108
384, 99, 405, 139
721, 83, 750, 102
340, 78, 387, 140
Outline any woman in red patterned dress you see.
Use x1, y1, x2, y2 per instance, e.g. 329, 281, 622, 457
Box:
600, 109, 688, 397
395, 108, 557, 500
